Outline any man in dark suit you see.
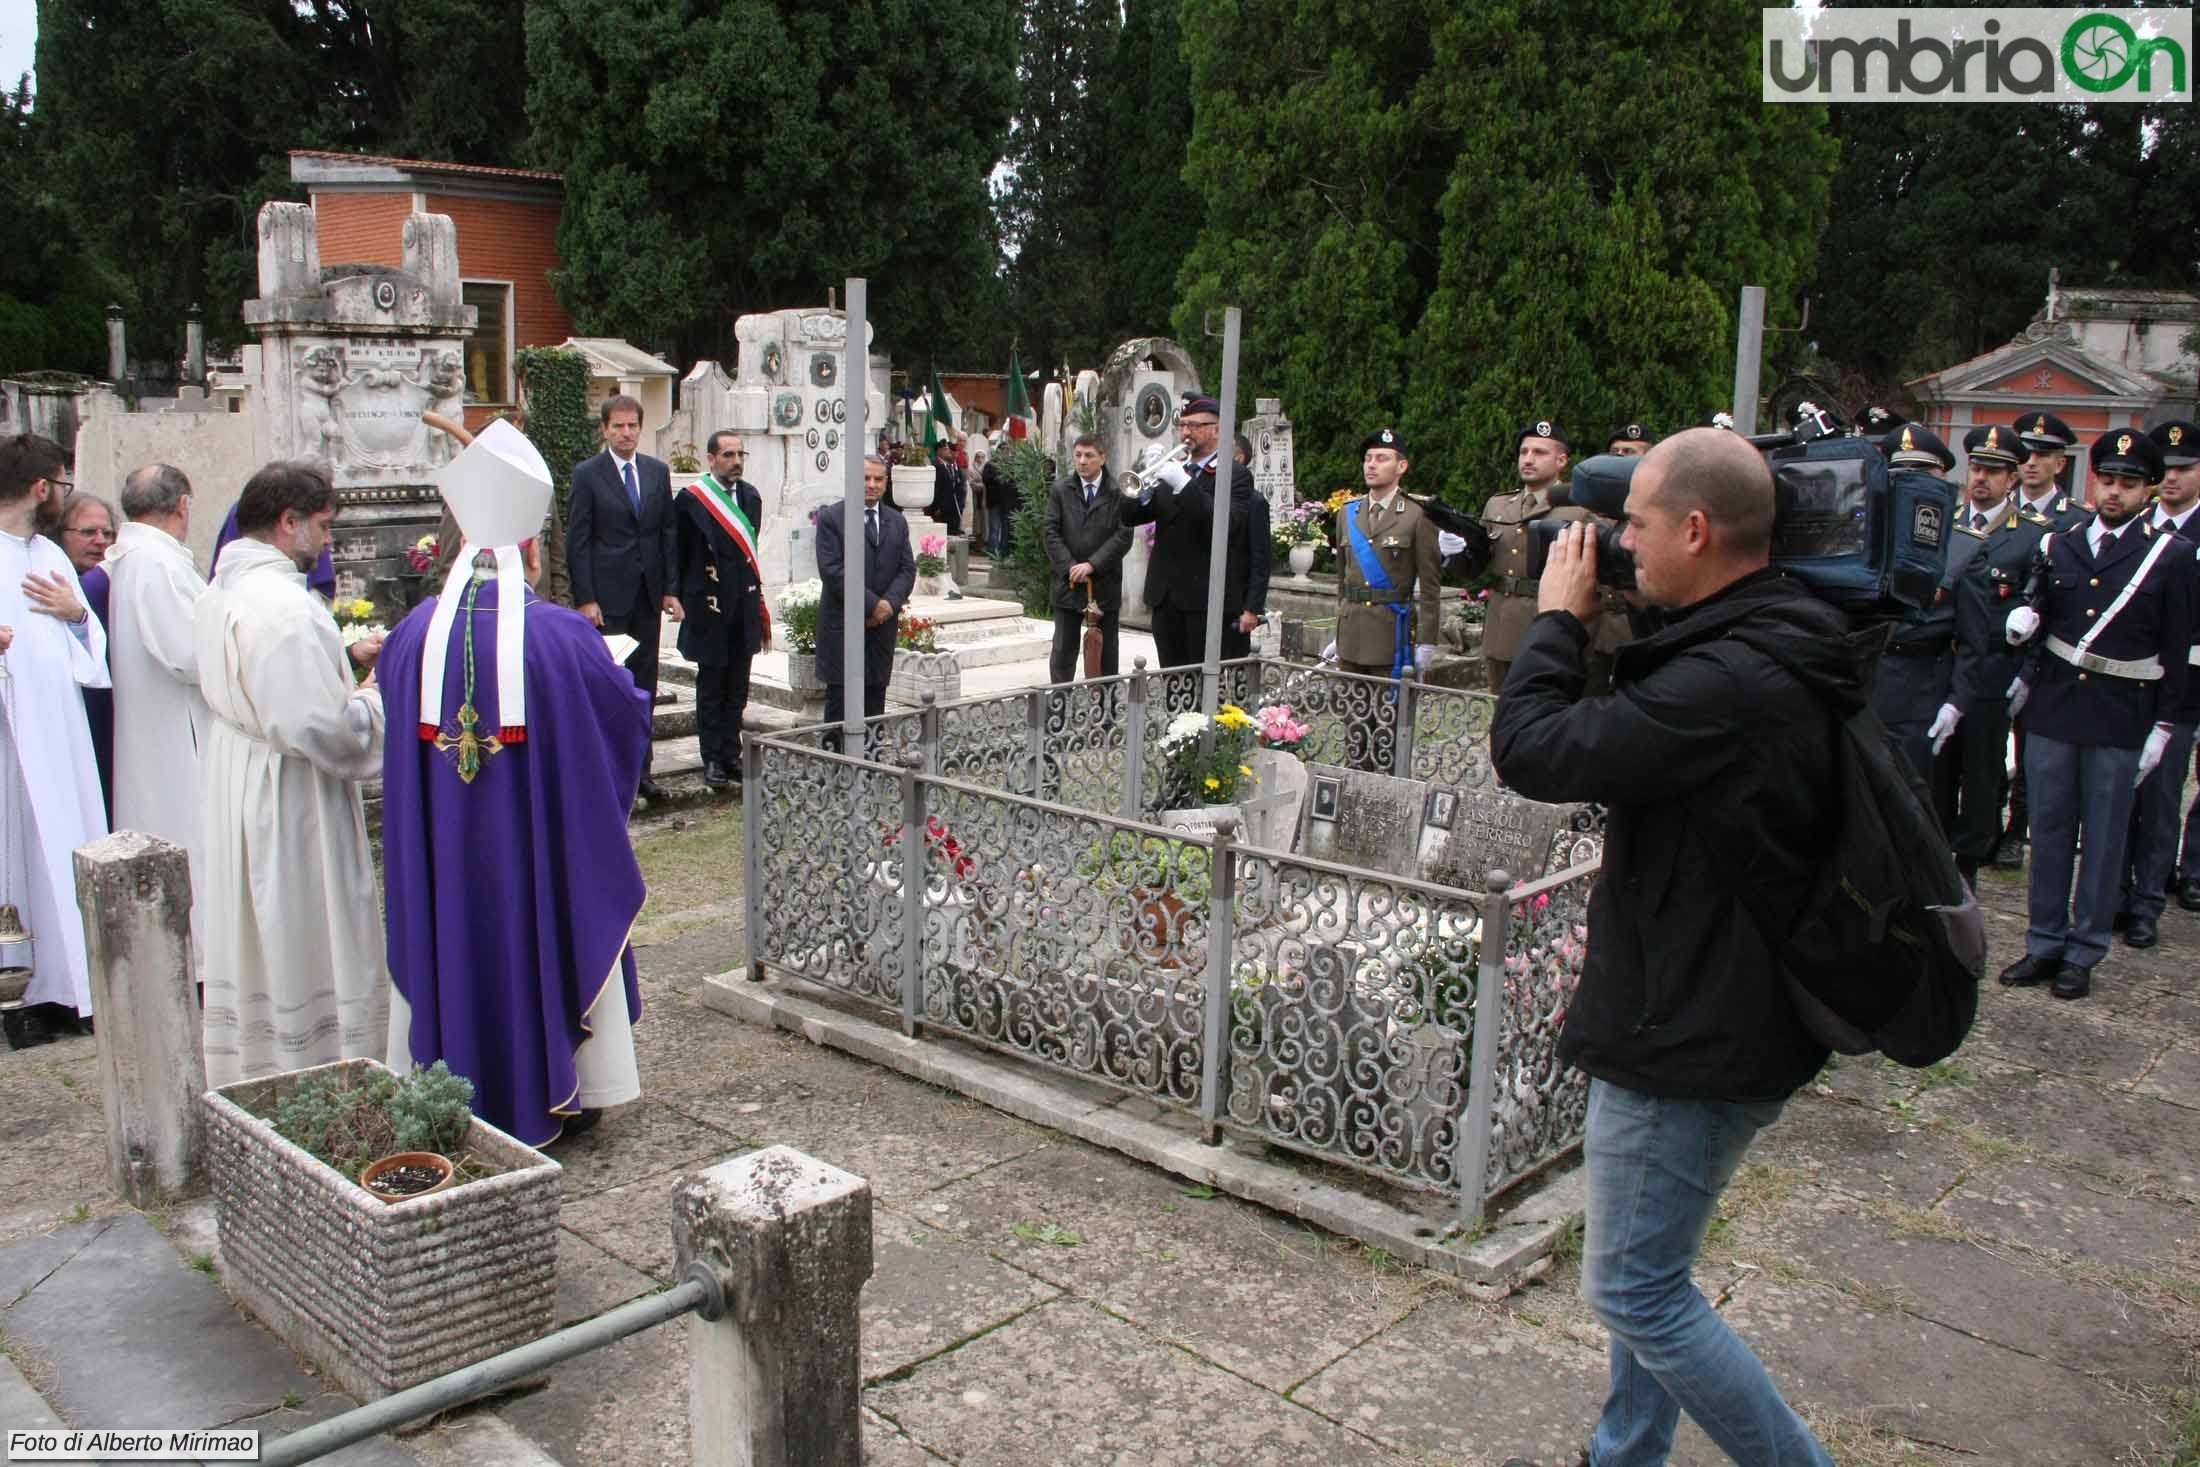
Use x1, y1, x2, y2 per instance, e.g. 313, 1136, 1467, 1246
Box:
1042, 433, 1134, 683
1122, 395, 1259, 668
567, 393, 681, 800
816, 455, 917, 733
930, 439, 965, 538
675, 432, 767, 791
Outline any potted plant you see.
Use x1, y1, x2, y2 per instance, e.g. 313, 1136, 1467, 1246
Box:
890, 611, 961, 704
891, 439, 936, 509
1243, 701, 1313, 848
202, 1058, 562, 1401
914, 533, 949, 596
776, 578, 825, 697
1273, 503, 1330, 582
1152, 703, 1259, 830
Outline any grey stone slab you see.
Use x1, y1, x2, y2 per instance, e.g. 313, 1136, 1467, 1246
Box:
560, 1171, 705, 1284
1742, 1186, 2186, 1387
0, 1350, 62, 1435
1964, 985, 2171, 1085
1941, 1164, 2200, 1274
3, 1211, 317, 1430
2131, 1039, 2200, 1109
867, 1298, 1401, 1466
861, 1407, 952, 1465
498, 1308, 689, 1467
404, 1410, 564, 1467
554, 1225, 662, 1326
250, 1390, 422, 1465
1722, 1275, 2161, 1464
535, 1099, 746, 1195
1746, 1094, 1970, 1209
0, 1214, 116, 1310
906, 1142, 1432, 1392
1802, 1053, 1921, 1113
1912, 1059, 2200, 1189
862, 1207, 1060, 1382
2138, 986, 2200, 1034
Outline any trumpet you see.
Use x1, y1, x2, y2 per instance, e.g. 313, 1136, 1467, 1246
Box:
1118, 442, 1191, 494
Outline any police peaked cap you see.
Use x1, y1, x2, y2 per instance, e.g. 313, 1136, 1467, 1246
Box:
1606, 422, 1654, 450
1883, 422, 1956, 473
2148, 419, 2200, 467
1962, 423, 2028, 467
1516, 420, 1569, 450
1361, 426, 1409, 456
2091, 427, 2164, 483
2017, 410, 2075, 450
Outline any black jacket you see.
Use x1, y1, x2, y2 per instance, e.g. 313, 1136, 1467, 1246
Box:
1121, 458, 1260, 616
1042, 474, 1134, 612
673, 476, 766, 666
1490, 570, 1864, 1101
566, 449, 677, 620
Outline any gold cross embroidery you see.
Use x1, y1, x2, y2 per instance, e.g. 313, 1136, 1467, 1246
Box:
433, 701, 503, 784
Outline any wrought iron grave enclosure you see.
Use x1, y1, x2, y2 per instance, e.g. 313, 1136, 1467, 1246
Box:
742, 658, 1597, 1227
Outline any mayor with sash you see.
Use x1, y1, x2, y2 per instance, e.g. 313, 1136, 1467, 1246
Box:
676, 432, 769, 792
1333, 426, 1442, 688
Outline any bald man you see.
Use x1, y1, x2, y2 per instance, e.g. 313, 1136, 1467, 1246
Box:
1490, 429, 1852, 1467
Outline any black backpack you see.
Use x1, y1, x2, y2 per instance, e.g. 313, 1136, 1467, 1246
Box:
1724, 630, 1986, 1067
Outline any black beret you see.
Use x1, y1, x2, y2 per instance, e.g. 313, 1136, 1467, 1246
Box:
1361, 426, 1409, 456
1516, 419, 1569, 450
1606, 422, 1654, 449
1181, 395, 1220, 418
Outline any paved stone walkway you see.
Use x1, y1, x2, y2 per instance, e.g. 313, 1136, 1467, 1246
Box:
2, 864, 2195, 1465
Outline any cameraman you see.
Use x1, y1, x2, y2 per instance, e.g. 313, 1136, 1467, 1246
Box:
1489, 428, 1854, 1467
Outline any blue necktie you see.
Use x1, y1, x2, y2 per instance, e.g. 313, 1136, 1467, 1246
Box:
622, 460, 640, 519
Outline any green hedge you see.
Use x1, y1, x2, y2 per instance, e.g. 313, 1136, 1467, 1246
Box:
514, 347, 595, 514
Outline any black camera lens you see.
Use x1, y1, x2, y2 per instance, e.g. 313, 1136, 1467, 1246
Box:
1523, 518, 1637, 591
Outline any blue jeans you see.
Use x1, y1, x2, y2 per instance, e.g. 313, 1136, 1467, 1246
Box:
1580, 1079, 1831, 1467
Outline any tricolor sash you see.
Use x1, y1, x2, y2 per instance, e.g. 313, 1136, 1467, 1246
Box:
688, 475, 772, 637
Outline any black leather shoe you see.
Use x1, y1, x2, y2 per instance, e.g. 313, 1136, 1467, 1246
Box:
1998, 953, 2058, 986
704, 761, 731, 789
2125, 916, 2159, 949
636, 777, 667, 803
2051, 963, 2093, 1000
556, 1108, 603, 1142
2181, 879, 2200, 912
2111, 910, 2134, 933
1993, 835, 2026, 869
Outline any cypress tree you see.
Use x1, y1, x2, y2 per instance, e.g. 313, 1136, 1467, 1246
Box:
1097, 0, 1199, 343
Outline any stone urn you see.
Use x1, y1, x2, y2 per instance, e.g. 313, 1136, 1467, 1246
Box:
786, 652, 825, 699
890, 464, 935, 515
889, 648, 962, 705
1288, 543, 1318, 582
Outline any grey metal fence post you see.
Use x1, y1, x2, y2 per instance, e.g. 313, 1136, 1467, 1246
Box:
744, 739, 766, 982
918, 692, 941, 775
73, 832, 203, 1206
1024, 687, 1046, 799
1456, 868, 1513, 1230
899, 755, 927, 1039
1392, 669, 1419, 778
1123, 659, 1148, 820
1198, 815, 1241, 1146
675, 1147, 873, 1467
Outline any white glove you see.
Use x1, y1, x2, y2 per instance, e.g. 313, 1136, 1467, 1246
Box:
1436, 530, 1467, 557
1320, 640, 1338, 663
2137, 725, 2172, 786
2005, 605, 2040, 645
1928, 702, 1961, 755
2006, 676, 2029, 719
1414, 644, 1437, 673
1154, 459, 1190, 493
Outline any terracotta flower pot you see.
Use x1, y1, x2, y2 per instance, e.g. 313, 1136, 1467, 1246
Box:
360, 1151, 456, 1204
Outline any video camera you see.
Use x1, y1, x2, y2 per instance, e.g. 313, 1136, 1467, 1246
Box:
1520, 404, 1957, 613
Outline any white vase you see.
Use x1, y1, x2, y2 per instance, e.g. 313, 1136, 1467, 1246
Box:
1288, 543, 1317, 582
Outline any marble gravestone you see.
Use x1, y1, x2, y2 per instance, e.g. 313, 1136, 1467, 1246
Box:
1242, 398, 1297, 523
1297, 763, 1593, 888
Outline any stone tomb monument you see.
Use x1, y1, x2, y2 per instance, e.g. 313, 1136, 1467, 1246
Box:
1298, 763, 1596, 887
1242, 397, 1297, 522
243, 202, 476, 612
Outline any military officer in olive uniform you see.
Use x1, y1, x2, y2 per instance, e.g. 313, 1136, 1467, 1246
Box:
1999, 428, 2194, 1001
1606, 422, 1656, 459
1996, 410, 2095, 867
1333, 427, 1442, 680
1482, 421, 1628, 690
1944, 423, 2050, 885
1870, 424, 1974, 783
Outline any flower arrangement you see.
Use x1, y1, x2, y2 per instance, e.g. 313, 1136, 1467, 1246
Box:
333, 596, 377, 626
897, 612, 941, 653
777, 579, 823, 655
406, 534, 439, 574
1271, 501, 1331, 555
666, 441, 702, 474
1157, 702, 1259, 807
915, 533, 948, 578
1252, 701, 1310, 754
883, 814, 977, 882
1325, 487, 1356, 514
1457, 586, 1491, 626
891, 439, 931, 468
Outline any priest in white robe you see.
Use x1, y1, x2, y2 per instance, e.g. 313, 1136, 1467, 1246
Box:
0, 434, 108, 1029
194, 460, 387, 1086
105, 464, 212, 983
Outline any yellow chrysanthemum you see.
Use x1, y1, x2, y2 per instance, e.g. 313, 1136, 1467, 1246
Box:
1215, 704, 1255, 730
1203, 777, 1220, 791
1238, 764, 1252, 777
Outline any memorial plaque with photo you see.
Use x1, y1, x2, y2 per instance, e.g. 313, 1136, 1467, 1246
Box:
1298, 763, 1592, 889
1297, 764, 1423, 875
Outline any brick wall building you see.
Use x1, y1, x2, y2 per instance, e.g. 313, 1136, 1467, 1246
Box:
290, 150, 573, 428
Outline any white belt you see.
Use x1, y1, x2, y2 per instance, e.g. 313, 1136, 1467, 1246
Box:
2190, 646, 2199, 667
2045, 635, 2163, 681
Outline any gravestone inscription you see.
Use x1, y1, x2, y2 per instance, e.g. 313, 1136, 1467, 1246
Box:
1299, 763, 1592, 886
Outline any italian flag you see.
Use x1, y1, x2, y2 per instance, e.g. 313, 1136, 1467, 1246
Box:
924, 370, 953, 451
1005, 347, 1036, 441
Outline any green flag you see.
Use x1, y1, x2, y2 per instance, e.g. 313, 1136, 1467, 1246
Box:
925, 370, 952, 450
1004, 348, 1034, 439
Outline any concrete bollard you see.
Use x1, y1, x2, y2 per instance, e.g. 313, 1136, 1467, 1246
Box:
672, 1146, 872, 1467
73, 832, 205, 1206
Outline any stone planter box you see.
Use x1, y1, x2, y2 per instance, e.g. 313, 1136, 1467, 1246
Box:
890, 649, 961, 705
203, 1058, 562, 1401
786, 652, 826, 699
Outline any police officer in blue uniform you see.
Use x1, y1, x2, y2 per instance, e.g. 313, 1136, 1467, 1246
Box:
1994, 410, 2094, 868
1999, 428, 2195, 1000
2116, 419, 2200, 941
1944, 423, 2051, 886
1871, 424, 1973, 782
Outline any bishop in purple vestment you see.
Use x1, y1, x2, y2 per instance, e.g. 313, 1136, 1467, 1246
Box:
379, 423, 652, 1145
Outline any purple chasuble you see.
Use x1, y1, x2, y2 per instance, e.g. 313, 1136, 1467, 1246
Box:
378, 578, 652, 1145
212, 502, 337, 600
78, 564, 114, 824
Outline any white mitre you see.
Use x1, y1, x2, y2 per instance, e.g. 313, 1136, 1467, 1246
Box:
420, 419, 553, 740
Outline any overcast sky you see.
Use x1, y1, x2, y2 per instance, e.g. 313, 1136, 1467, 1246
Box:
1, 0, 33, 95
